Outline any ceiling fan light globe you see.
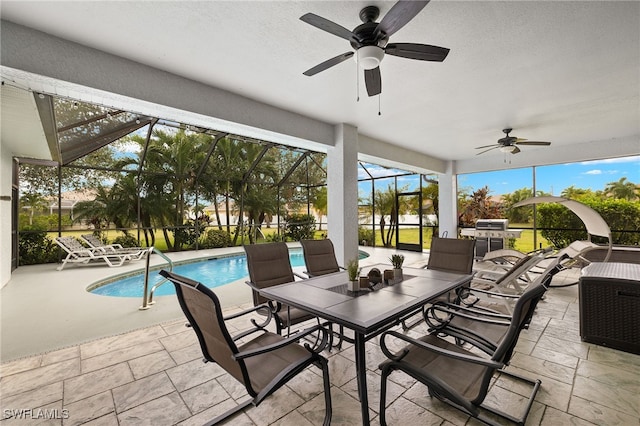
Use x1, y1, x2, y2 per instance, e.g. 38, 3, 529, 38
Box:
500, 145, 517, 153
357, 46, 384, 70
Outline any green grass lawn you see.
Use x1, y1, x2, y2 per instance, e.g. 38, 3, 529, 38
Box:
52, 223, 551, 254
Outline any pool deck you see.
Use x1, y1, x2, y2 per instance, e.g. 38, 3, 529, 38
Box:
2, 245, 639, 425
0, 244, 427, 362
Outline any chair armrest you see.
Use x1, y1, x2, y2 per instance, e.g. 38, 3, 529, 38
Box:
465, 286, 521, 299
233, 324, 329, 360
224, 303, 274, 341
223, 303, 272, 322
425, 303, 511, 331
431, 302, 512, 321
380, 330, 503, 369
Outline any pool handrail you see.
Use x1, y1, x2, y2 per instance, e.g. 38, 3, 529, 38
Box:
140, 247, 173, 310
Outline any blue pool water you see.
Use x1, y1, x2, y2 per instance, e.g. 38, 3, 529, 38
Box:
89, 249, 368, 298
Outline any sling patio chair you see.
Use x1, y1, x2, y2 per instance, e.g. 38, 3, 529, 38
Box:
159, 270, 332, 426
300, 238, 347, 348
55, 236, 132, 271
401, 237, 476, 330
424, 255, 568, 354
378, 257, 555, 426
244, 242, 317, 336
80, 234, 148, 260
300, 238, 345, 277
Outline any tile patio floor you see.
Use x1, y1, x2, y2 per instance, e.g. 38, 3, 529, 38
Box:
1, 250, 639, 425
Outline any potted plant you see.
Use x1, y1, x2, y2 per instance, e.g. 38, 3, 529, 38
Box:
347, 258, 360, 292
389, 254, 405, 280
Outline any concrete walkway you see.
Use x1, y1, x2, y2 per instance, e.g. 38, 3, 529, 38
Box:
0, 244, 426, 362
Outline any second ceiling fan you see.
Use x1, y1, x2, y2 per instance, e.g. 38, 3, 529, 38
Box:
300, 0, 450, 96
476, 128, 552, 155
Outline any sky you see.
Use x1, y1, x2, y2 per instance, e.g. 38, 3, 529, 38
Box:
458, 155, 640, 196
358, 155, 639, 198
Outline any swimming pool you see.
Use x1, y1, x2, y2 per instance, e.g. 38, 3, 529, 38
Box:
89, 249, 369, 297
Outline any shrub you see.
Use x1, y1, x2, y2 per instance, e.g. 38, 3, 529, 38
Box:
538, 198, 640, 248
358, 227, 375, 246
19, 228, 58, 265
200, 229, 231, 248
265, 232, 286, 242
112, 233, 141, 248
283, 214, 316, 241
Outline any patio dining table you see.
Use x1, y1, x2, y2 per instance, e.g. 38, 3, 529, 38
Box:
259, 263, 473, 425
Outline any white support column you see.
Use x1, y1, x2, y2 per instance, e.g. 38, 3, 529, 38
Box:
437, 160, 458, 238
327, 123, 359, 266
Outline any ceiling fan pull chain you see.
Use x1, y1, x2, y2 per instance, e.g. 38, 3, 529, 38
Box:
378, 93, 382, 116
356, 55, 360, 102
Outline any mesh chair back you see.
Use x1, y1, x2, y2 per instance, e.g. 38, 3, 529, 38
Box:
160, 270, 246, 385
244, 243, 295, 306
492, 257, 564, 364
427, 238, 475, 274
300, 239, 341, 276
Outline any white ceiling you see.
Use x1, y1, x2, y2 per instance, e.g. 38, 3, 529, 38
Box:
1, 1, 639, 167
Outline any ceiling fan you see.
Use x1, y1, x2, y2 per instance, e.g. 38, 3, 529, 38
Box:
475, 128, 552, 155
300, 0, 450, 97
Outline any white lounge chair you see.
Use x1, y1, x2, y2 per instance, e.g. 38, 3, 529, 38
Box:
80, 234, 148, 260
55, 236, 131, 271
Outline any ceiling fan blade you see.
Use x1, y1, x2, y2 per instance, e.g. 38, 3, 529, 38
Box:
385, 43, 450, 61
300, 13, 358, 42
303, 51, 354, 76
511, 146, 522, 154
364, 67, 382, 96
476, 146, 500, 155
374, 0, 430, 40
475, 144, 498, 149
515, 141, 552, 146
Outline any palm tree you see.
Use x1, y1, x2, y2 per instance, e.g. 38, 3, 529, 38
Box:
201, 137, 244, 234
232, 143, 279, 244
560, 185, 590, 200
20, 191, 48, 226
374, 184, 410, 247
143, 129, 208, 249
605, 177, 638, 200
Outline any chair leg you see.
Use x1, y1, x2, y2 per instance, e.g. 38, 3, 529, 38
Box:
319, 357, 332, 426
202, 397, 253, 426
379, 364, 391, 426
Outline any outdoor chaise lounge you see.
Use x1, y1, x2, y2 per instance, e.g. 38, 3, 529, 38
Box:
55, 236, 131, 271
159, 270, 332, 425
425, 255, 567, 349
80, 234, 148, 260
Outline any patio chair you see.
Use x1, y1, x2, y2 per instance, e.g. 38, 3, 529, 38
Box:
378, 257, 554, 426
244, 242, 316, 335
424, 255, 568, 354
465, 250, 552, 304
401, 238, 475, 330
300, 239, 345, 277
426, 237, 476, 274
80, 234, 148, 260
159, 270, 332, 426
54, 236, 131, 271
300, 238, 347, 348
480, 240, 598, 271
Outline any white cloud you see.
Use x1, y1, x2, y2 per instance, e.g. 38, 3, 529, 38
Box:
579, 155, 640, 166
112, 141, 141, 153
584, 169, 602, 175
